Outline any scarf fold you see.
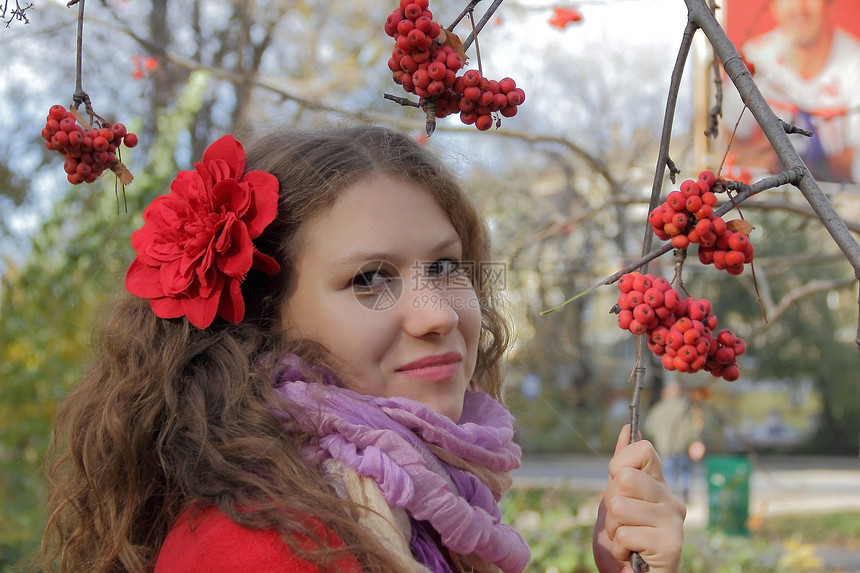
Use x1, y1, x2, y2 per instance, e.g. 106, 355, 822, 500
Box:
272, 359, 530, 573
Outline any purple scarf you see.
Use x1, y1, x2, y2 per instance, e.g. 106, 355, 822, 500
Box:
272, 358, 530, 573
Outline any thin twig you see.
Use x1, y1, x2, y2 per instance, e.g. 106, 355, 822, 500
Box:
447, 0, 481, 31
467, 9, 483, 77
73, 0, 86, 105
462, 0, 504, 52
383, 93, 421, 108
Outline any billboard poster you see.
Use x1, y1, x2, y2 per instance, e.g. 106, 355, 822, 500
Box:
719, 0, 860, 184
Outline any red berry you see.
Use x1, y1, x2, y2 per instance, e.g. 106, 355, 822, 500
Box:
665, 329, 685, 351
51, 131, 69, 149
722, 364, 740, 382
695, 204, 714, 220
725, 250, 745, 266
680, 179, 699, 197
49, 105, 68, 121
643, 287, 664, 308
414, 15, 433, 33
661, 353, 676, 370
714, 346, 736, 365
627, 290, 645, 307
407, 28, 426, 46
698, 170, 716, 187
674, 316, 692, 333
671, 212, 689, 229
617, 273, 637, 294
463, 70, 481, 87
385, 11, 403, 36
463, 86, 481, 102
629, 319, 647, 336
123, 133, 139, 148
499, 77, 516, 94
702, 191, 718, 206
685, 195, 703, 212
617, 310, 634, 330
506, 88, 525, 106
683, 329, 701, 345
60, 117, 78, 132
717, 328, 737, 346
427, 80, 445, 96
459, 110, 477, 125
728, 232, 749, 251
653, 277, 672, 292
491, 93, 509, 111
475, 114, 493, 131
397, 18, 414, 35
632, 274, 652, 293
671, 235, 690, 249
404, 3, 422, 20
678, 344, 698, 362
632, 303, 654, 324
427, 61, 446, 81
400, 55, 418, 73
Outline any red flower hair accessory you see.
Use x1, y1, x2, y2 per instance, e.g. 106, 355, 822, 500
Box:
125, 135, 281, 329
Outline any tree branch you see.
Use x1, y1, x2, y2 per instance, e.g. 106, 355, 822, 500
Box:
687, 0, 860, 347
752, 276, 858, 337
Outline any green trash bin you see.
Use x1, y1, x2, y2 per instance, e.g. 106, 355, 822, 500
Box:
705, 454, 751, 536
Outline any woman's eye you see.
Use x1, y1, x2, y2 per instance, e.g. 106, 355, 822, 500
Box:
351, 268, 393, 293
426, 258, 460, 276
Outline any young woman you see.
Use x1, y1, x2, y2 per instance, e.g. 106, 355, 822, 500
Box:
40, 125, 685, 573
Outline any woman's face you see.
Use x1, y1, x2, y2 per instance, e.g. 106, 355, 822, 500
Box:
282, 174, 482, 422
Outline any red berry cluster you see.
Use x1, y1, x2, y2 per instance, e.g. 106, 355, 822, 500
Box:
648, 170, 754, 276
42, 104, 138, 185
385, 0, 525, 131
616, 272, 745, 381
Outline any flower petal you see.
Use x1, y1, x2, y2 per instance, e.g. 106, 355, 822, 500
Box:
252, 249, 281, 276
212, 179, 250, 218
217, 277, 245, 324
183, 280, 222, 329
199, 135, 245, 183
160, 258, 195, 296
125, 259, 165, 299
240, 171, 280, 237
215, 216, 254, 277
150, 295, 185, 320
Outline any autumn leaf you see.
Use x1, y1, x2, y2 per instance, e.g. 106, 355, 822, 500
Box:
438, 29, 467, 66
726, 219, 755, 234
549, 7, 582, 29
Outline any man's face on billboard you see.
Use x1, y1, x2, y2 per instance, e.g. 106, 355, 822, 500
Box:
771, 0, 830, 47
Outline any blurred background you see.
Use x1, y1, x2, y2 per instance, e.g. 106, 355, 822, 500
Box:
1, 0, 858, 571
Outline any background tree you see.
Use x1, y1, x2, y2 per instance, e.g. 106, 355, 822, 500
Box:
1, 0, 859, 569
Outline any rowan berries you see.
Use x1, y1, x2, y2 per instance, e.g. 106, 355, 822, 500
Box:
614, 272, 745, 381
42, 105, 137, 185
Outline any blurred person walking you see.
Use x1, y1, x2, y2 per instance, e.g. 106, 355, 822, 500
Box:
644, 380, 705, 503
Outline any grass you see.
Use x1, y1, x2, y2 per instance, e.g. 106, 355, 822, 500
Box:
755, 512, 860, 548
500, 483, 860, 573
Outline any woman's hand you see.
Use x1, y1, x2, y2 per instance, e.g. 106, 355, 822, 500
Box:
592, 425, 686, 573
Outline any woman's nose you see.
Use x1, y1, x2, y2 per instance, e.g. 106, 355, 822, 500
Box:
402, 286, 460, 339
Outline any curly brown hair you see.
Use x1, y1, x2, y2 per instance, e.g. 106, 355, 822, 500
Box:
40, 125, 512, 572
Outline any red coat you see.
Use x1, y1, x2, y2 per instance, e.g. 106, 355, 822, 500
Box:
154, 507, 362, 572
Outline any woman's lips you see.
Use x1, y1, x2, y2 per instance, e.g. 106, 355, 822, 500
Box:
397, 352, 462, 382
